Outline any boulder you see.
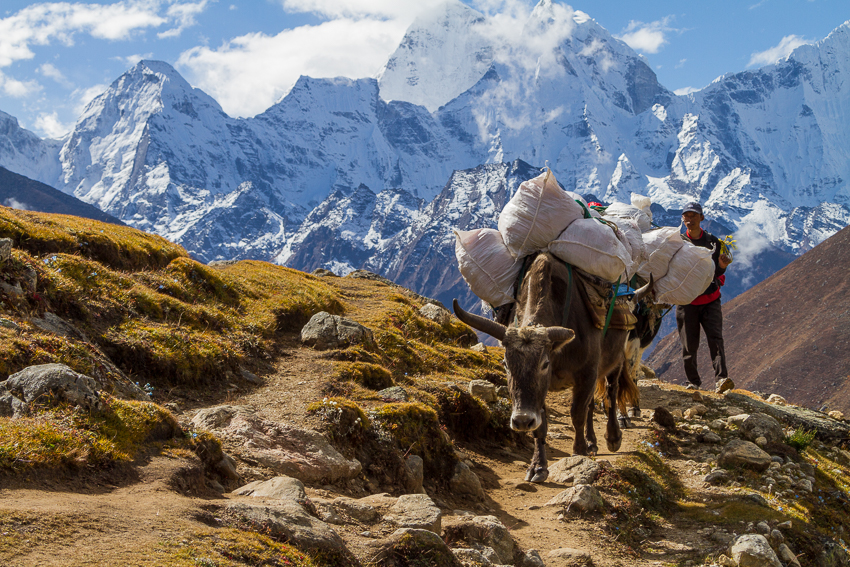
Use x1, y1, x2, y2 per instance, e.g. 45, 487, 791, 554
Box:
718, 439, 772, 472
405, 454, 425, 494
419, 303, 451, 325
739, 413, 785, 445
1, 364, 103, 417
332, 496, 381, 524
192, 405, 361, 484
30, 312, 87, 341
450, 461, 486, 500
730, 534, 782, 567
468, 380, 497, 403
545, 484, 605, 513
225, 501, 357, 567
726, 392, 850, 442
233, 476, 306, 502
378, 386, 409, 402
767, 394, 787, 405
443, 515, 515, 565
546, 547, 593, 565
652, 406, 677, 429
0, 238, 11, 262
384, 494, 442, 533
548, 455, 601, 485
367, 528, 461, 567
300, 311, 373, 350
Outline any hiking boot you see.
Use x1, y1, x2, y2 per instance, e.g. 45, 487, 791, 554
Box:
685, 383, 699, 391
715, 378, 735, 394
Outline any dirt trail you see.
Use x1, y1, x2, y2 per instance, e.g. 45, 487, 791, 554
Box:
0, 327, 723, 566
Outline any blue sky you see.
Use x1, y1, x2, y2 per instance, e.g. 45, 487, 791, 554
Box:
0, 0, 845, 139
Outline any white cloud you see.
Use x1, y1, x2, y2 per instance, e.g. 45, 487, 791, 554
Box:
39, 62, 71, 86
748, 35, 812, 67
158, 0, 210, 39
73, 84, 109, 115
675, 58, 686, 69
617, 17, 675, 54
3, 198, 31, 210
113, 53, 155, 68
0, 70, 41, 97
674, 86, 700, 96
34, 111, 73, 138
0, 1, 210, 68
177, 18, 409, 117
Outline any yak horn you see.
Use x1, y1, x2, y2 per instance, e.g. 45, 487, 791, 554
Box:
633, 274, 655, 304
452, 299, 507, 342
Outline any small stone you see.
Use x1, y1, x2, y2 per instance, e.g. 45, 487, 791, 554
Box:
796, 479, 813, 492
829, 410, 845, 420
684, 403, 709, 419
468, 380, 497, 403
770, 529, 784, 544
699, 431, 722, 444
471, 343, 487, 352
756, 521, 771, 534
709, 419, 727, 431
767, 394, 787, 405
450, 462, 486, 501
777, 543, 801, 567
419, 303, 451, 325
755, 436, 768, 447
378, 386, 409, 402
0, 238, 11, 262
671, 409, 684, 419
0, 318, 20, 331
776, 521, 793, 530
718, 439, 772, 472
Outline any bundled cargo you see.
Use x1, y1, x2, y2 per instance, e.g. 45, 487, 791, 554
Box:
605, 216, 646, 278
548, 217, 632, 283
603, 193, 653, 232
498, 169, 585, 258
654, 241, 715, 305
636, 226, 684, 281
454, 228, 522, 307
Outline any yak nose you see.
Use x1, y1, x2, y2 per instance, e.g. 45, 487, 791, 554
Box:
510, 410, 540, 432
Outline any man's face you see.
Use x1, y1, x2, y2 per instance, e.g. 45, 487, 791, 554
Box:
682, 211, 703, 233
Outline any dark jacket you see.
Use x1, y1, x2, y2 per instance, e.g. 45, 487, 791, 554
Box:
683, 229, 726, 304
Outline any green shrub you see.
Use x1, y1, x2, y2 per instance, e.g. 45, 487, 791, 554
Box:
785, 426, 817, 452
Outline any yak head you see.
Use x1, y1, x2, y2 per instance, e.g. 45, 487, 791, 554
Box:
452, 300, 574, 432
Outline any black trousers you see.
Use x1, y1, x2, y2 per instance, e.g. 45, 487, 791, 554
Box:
676, 299, 728, 386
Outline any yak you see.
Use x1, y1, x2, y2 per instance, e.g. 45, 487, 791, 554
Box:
453, 251, 653, 483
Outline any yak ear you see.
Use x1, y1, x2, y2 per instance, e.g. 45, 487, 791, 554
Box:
547, 326, 575, 352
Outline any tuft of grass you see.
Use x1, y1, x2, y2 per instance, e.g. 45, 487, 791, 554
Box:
0, 397, 180, 471
785, 426, 817, 452
162, 529, 318, 566
331, 362, 393, 391
369, 402, 457, 481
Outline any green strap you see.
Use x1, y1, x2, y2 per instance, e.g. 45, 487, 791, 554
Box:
601, 276, 620, 339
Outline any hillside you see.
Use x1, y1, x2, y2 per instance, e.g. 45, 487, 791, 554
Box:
0, 167, 123, 225
648, 225, 850, 415
2, 209, 850, 567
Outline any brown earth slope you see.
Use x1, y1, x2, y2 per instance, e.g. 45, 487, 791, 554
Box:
648, 224, 850, 414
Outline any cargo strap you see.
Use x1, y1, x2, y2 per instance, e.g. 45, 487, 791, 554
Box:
601, 276, 621, 339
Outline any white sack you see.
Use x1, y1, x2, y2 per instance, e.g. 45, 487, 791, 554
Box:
636, 227, 683, 281
454, 228, 521, 307
607, 217, 647, 278
566, 191, 602, 218
498, 170, 585, 258
548, 218, 631, 282
603, 202, 652, 232
630, 193, 653, 222
655, 241, 715, 305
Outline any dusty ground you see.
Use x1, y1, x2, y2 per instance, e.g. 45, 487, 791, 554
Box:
0, 332, 747, 566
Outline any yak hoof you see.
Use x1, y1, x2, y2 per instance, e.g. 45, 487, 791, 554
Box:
530, 468, 549, 483
606, 437, 623, 452
618, 416, 632, 429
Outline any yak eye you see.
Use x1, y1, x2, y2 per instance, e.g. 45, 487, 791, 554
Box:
541, 359, 550, 371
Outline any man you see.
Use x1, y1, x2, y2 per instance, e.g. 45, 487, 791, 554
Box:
677, 202, 735, 394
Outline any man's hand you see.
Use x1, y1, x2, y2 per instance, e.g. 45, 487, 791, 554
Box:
719, 253, 732, 269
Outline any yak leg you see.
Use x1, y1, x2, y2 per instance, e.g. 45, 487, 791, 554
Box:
605, 367, 623, 452
571, 377, 596, 456
525, 405, 549, 483
585, 400, 598, 456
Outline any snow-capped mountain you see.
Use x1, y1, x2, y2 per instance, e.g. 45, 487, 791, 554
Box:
0, 1, 848, 309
